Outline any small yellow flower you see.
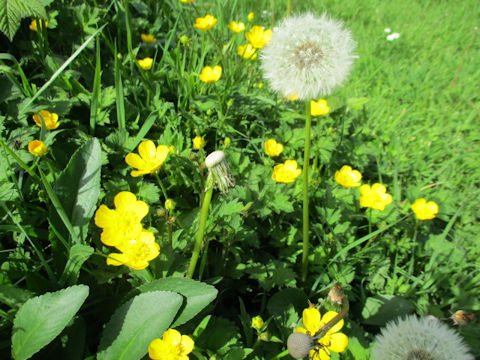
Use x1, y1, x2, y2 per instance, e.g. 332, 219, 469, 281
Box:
335, 165, 362, 188
125, 140, 169, 177
228, 21, 246, 33
140, 34, 156, 44
245, 26, 272, 49
264, 139, 284, 157
32, 110, 59, 130
295, 306, 349, 360
194, 15, 217, 31
137, 57, 153, 70
310, 99, 330, 116
285, 93, 299, 101
410, 198, 439, 220
359, 183, 393, 211
107, 229, 160, 270
193, 136, 206, 150
28, 140, 47, 157
247, 12, 255, 22
199, 65, 222, 83
149, 329, 194, 360
179, 0, 195, 2
237, 43, 257, 60
251, 316, 264, 331
94, 191, 149, 248
29, 19, 48, 32
273, 160, 301, 183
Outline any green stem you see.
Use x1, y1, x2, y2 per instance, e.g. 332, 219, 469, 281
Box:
287, 0, 292, 15
154, 172, 172, 245
301, 100, 312, 284
186, 175, 214, 279
154, 172, 168, 201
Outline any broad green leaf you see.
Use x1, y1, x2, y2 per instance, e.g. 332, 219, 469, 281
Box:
0, 0, 46, 41
269, 193, 294, 213
97, 291, 183, 360
267, 288, 308, 339
224, 347, 253, 360
361, 295, 415, 326
54, 138, 101, 243
0, 284, 33, 308
137, 278, 218, 327
59, 244, 94, 286
11, 285, 89, 360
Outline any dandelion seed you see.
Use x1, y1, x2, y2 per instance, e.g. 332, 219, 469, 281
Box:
261, 13, 355, 100
372, 315, 474, 360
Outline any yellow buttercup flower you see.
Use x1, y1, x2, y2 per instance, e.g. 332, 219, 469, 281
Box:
193, 136, 206, 150
32, 110, 59, 130
125, 140, 169, 177
410, 198, 439, 220
29, 19, 48, 32
179, 0, 195, 2
251, 316, 264, 331
245, 26, 272, 49
264, 139, 284, 157
247, 12, 255, 22
137, 57, 153, 70
94, 191, 149, 248
194, 15, 217, 31
141, 34, 156, 44
149, 328, 194, 360
310, 99, 330, 116
237, 43, 257, 60
273, 160, 301, 183
28, 140, 47, 157
106, 229, 160, 270
199, 65, 222, 83
335, 165, 362, 188
295, 306, 348, 360
228, 21, 246, 33
359, 183, 393, 211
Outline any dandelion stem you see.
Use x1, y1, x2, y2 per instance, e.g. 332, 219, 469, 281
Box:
301, 100, 312, 284
187, 175, 214, 279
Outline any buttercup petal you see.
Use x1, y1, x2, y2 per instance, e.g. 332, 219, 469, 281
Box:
106, 252, 128, 266
303, 307, 321, 334
94, 205, 118, 228
180, 335, 195, 354
138, 140, 157, 160
156, 145, 169, 163
125, 153, 147, 170
114, 191, 137, 210
321, 311, 344, 333
163, 328, 182, 345
328, 332, 348, 353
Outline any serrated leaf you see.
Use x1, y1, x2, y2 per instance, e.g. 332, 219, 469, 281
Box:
54, 138, 101, 243
269, 193, 294, 213
11, 285, 89, 360
361, 295, 415, 326
59, 244, 94, 286
138, 278, 218, 327
267, 288, 308, 339
216, 199, 244, 217
0, 0, 47, 41
97, 291, 183, 360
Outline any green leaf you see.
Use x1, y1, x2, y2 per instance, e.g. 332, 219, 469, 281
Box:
361, 295, 415, 326
59, 244, 94, 286
0, 0, 47, 41
137, 278, 218, 327
54, 138, 101, 243
224, 347, 253, 360
11, 285, 89, 360
97, 291, 183, 360
0, 284, 33, 308
269, 193, 294, 213
267, 288, 308, 339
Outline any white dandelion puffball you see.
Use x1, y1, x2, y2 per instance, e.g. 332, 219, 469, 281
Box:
372, 315, 474, 360
260, 13, 356, 100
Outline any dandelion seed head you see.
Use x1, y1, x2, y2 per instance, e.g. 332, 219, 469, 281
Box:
261, 13, 356, 100
372, 315, 474, 360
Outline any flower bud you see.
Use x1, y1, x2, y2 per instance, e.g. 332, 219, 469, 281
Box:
451, 310, 475, 326
251, 316, 264, 330
328, 282, 344, 305
205, 151, 235, 193
165, 199, 175, 211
